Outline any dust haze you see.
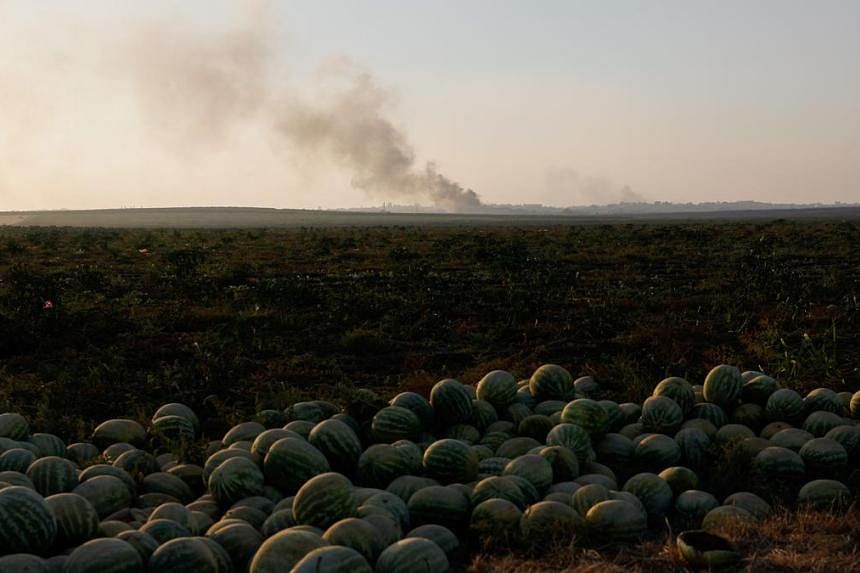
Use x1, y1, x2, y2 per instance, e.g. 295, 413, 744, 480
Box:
0, 2, 483, 211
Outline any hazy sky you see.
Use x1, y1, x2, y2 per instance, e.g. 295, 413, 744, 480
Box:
1, 1, 858, 210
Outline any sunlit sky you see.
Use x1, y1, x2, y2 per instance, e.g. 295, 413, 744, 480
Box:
1, 1, 858, 210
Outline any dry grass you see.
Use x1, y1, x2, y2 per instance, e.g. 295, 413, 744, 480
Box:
469, 508, 860, 572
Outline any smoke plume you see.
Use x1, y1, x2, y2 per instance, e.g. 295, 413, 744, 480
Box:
544, 166, 643, 206
279, 62, 481, 211
0, 2, 482, 211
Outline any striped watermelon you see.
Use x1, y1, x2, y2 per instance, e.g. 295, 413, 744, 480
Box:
742, 375, 780, 405
362, 492, 410, 530
284, 421, 315, 439
72, 475, 133, 518
825, 425, 860, 458
765, 389, 805, 423
151, 415, 196, 443
802, 411, 844, 437
142, 472, 193, 503
323, 517, 385, 565
206, 520, 263, 572
469, 498, 523, 545
291, 546, 372, 573
148, 536, 227, 573
407, 485, 470, 530
389, 393, 434, 429
470, 476, 527, 508
798, 438, 848, 476
653, 377, 695, 415
252, 429, 301, 459
386, 476, 438, 504
139, 519, 192, 544
770, 428, 814, 451
701, 505, 754, 531
444, 424, 481, 444
250, 529, 330, 573
657, 466, 699, 495
723, 492, 770, 520
622, 473, 674, 522
0, 413, 30, 441
689, 403, 728, 428
703, 365, 743, 407
560, 399, 609, 438
375, 538, 448, 573
256, 409, 288, 429
29, 433, 66, 458
209, 456, 264, 507
26, 456, 78, 496
357, 444, 413, 489
753, 446, 805, 479
116, 530, 159, 562
571, 483, 610, 515
91, 419, 146, 448
520, 500, 584, 546
406, 524, 460, 563
149, 502, 194, 530
546, 423, 593, 464
599, 400, 626, 432
634, 434, 681, 471
674, 490, 719, 522
585, 499, 647, 540
66, 443, 100, 466
293, 473, 355, 529
222, 422, 266, 447
422, 439, 478, 484
465, 402, 493, 435
45, 493, 99, 547
797, 479, 852, 509
153, 403, 200, 432
538, 445, 581, 482
502, 454, 553, 492
64, 538, 144, 573
0, 486, 56, 555
391, 441, 423, 475
429, 379, 473, 426
372, 407, 422, 443
594, 433, 634, 469
263, 438, 330, 494
0, 448, 36, 473
476, 370, 518, 409
113, 449, 159, 481
715, 424, 755, 445
803, 388, 844, 415
640, 396, 683, 434
574, 376, 600, 397
529, 364, 575, 401
505, 403, 533, 426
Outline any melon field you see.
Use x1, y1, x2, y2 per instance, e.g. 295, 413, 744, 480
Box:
0, 216, 858, 571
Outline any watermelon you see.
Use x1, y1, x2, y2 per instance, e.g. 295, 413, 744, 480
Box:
0, 413, 30, 441
422, 439, 478, 484
715, 424, 755, 445
765, 389, 805, 423
802, 411, 844, 437
113, 449, 159, 480
622, 473, 674, 522
529, 364, 575, 401
476, 370, 518, 409
263, 438, 330, 494
640, 396, 683, 434
634, 434, 681, 471
29, 433, 66, 458
291, 546, 372, 573
731, 404, 765, 432
534, 400, 567, 417
206, 520, 263, 572
546, 423, 593, 464
406, 524, 460, 563
407, 485, 470, 530
469, 498, 523, 545
293, 473, 355, 529
252, 429, 300, 458
151, 416, 196, 443
142, 472, 194, 503
538, 445, 580, 482
703, 365, 743, 407
658, 466, 699, 496
470, 476, 527, 508
0, 448, 36, 473
770, 428, 814, 451
375, 538, 448, 573
357, 444, 413, 489
26, 456, 78, 496
674, 490, 719, 522
91, 420, 146, 448
496, 436, 541, 459
742, 375, 780, 405
798, 438, 848, 476
72, 475, 133, 518
362, 492, 410, 530
585, 500, 647, 540
389, 393, 434, 429
519, 500, 584, 546
222, 422, 266, 447
64, 538, 144, 573
372, 407, 422, 443
502, 454, 553, 492
149, 502, 194, 530
797, 479, 852, 509
148, 536, 227, 573
45, 493, 99, 547
560, 399, 609, 438
803, 388, 844, 415
469, 400, 498, 433
429, 379, 473, 426
753, 446, 805, 479
701, 505, 754, 531
825, 425, 860, 458
139, 518, 192, 544
594, 433, 635, 469
571, 483, 611, 516
386, 476, 438, 504
444, 424, 481, 444
653, 377, 695, 415
209, 456, 264, 507
723, 492, 770, 520
598, 400, 626, 432
66, 443, 100, 466
517, 415, 554, 442
323, 517, 385, 565
0, 486, 56, 555
116, 530, 159, 563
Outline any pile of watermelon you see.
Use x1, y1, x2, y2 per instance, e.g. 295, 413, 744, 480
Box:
0, 364, 857, 572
